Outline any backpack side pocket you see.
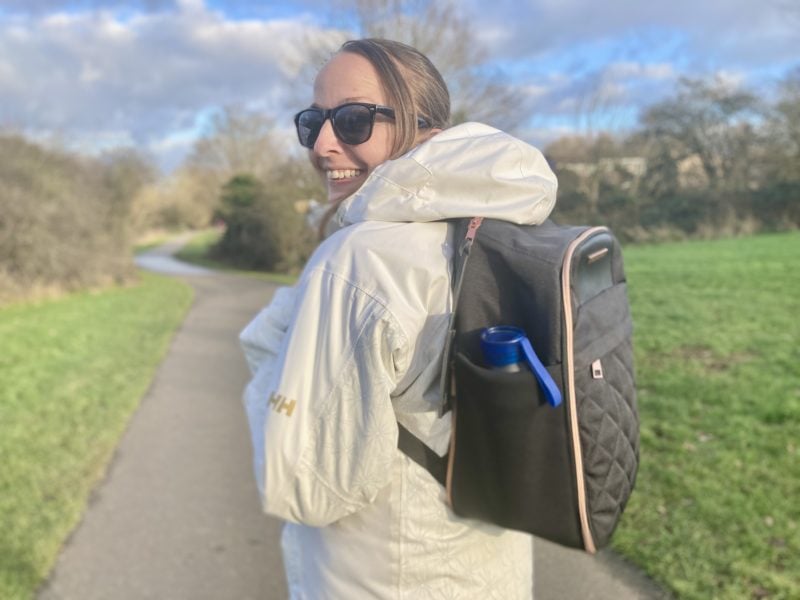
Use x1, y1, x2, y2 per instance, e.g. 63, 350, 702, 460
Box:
448, 352, 583, 546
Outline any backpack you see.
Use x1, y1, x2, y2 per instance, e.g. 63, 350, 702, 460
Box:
398, 217, 640, 553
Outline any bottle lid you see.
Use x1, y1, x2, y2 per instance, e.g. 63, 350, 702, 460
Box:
480, 325, 562, 408
480, 326, 524, 367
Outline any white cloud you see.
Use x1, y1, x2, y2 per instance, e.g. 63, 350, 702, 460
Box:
1, 0, 797, 168
0, 1, 334, 168
458, 0, 796, 136
710, 70, 748, 90
604, 62, 675, 81
0, 1, 176, 15
474, 0, 799, 78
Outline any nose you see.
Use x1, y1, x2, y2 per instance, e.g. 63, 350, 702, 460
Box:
312, 118, 340, 155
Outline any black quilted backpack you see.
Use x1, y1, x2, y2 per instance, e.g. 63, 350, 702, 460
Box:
398, 217, 640, 553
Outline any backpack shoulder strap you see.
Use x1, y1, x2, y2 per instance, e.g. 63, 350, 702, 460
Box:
439, 217, 483, 413
396, 217, 483, 484
397, 423, 448, 486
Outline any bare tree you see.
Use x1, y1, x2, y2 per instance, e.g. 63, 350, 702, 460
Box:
153, 103, 325, 243
161, 105, 287, 228
186, 106, 281, 180
640, 76, 762, 194
0, 135, 141, 299
570, 74, 631, 140
765, 67, 800, 181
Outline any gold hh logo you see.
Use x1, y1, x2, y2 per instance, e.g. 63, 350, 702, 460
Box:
269, 392, 296, 417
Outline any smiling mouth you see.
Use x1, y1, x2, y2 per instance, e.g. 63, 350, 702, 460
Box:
327, 169, 363, 180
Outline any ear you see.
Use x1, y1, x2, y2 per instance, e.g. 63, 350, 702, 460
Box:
415, 127, 443, 145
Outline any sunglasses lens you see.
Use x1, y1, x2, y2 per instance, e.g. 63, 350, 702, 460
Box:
333, 104, 373, 145
295, 104, 384, 148
296, 110, 324, 148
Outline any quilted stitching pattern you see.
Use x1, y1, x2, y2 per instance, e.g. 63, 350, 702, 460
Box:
576, 333, 639, 547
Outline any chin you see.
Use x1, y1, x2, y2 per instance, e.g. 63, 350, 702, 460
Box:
327, 185, 357, 205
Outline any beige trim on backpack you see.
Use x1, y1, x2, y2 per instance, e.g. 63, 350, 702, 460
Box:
561, 226, 608, 555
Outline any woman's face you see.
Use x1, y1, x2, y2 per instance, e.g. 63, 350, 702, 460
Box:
309, 51, 395, 206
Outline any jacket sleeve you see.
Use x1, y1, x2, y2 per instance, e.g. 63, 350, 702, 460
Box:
239, 286, 298, 495
240, 286, 297, 375
242, 265, 408, 526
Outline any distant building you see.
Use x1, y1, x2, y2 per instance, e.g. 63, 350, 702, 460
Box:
676, 155, 710, 189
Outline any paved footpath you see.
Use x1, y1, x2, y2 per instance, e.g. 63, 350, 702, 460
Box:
38, 243, 669, 599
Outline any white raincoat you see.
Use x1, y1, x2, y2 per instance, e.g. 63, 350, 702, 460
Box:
240, 122, 557, 599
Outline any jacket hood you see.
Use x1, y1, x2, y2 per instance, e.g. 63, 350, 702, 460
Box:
336, 122, 557, 227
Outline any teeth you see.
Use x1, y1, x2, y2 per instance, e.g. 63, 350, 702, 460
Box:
327, 169, 362, 180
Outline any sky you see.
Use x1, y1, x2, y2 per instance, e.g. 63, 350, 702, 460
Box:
0, 0, 798, 171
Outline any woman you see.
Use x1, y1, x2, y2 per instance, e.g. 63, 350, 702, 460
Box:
240, 38, 557, 599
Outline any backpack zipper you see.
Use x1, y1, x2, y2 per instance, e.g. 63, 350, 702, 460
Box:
561, 226, 608, 554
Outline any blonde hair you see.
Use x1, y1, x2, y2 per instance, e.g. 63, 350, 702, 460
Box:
339, 38, 451, 158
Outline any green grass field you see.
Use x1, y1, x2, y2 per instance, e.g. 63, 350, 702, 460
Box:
614, 232, 799, 599
0, 273, 193, 600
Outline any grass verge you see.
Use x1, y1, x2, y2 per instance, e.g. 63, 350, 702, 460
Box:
0, 273, 193, 600
174, 228, 297, 285
614, 232, 799, 599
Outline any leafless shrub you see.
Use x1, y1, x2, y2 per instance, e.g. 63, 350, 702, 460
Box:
0, 135, 148, 303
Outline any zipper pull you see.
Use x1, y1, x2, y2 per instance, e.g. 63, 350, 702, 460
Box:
460, 217, 484, 255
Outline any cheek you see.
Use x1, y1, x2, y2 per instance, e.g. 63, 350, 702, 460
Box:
358, 131, 394, 172
308, 150, 326, 179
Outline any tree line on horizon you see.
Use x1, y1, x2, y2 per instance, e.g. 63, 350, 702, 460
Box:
1, 66, 799, 303
548, 73, 800, 242
1, 0, 799, 302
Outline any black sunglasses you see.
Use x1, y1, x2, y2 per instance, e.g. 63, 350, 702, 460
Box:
294, 102, 430, 149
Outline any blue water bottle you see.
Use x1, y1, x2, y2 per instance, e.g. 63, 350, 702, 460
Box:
480, 326, 562, 407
